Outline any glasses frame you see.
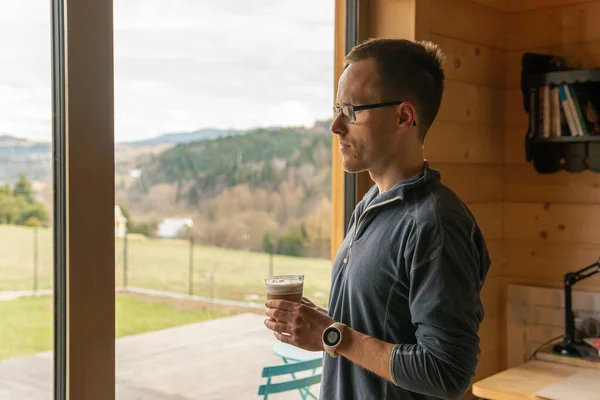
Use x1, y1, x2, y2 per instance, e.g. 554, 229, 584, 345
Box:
333, 100, 417, 125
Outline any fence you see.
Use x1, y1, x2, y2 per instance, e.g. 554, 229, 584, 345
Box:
0, 225, 331, 306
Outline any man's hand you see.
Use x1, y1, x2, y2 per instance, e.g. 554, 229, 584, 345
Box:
264, 299, 334, 352
301, 297, 328, 316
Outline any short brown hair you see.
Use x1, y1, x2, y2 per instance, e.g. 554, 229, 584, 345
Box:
344, 38, 445, 141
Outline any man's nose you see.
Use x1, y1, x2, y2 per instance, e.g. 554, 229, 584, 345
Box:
330, 113, 346, 136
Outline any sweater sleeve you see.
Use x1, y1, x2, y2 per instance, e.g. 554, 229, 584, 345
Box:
390, 211, 491, 399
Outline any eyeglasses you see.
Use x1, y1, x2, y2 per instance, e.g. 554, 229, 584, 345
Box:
333, 101, 417, 125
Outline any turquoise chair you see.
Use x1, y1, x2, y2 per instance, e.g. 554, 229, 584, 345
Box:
258, 357, 322, 399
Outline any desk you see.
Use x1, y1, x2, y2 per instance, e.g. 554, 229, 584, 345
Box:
272, 341, 323, 363
472, 360, 595, 400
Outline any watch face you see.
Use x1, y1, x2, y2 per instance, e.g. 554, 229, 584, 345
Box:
324, 327, 340, 346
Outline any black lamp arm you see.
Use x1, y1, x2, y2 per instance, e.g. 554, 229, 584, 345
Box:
564, 259, 600, 286
554, 258, 600, 357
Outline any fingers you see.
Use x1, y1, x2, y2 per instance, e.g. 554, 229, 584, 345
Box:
264, 318, 290, 334
301, 298, 316, 309
265, 307, 291, 322
273, 331, 293, 345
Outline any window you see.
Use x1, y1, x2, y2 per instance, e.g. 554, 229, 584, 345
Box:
113, 1, 334, 397
0, 2, 56, 398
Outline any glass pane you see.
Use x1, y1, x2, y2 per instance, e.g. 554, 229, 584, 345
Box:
114, 1, 334, 398
0, 2, 54, 399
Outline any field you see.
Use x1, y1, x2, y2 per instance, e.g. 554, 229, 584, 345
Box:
0, 225, 332, 305
0, 293, 236, 361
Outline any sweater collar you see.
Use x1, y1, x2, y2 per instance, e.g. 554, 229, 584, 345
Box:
357, 160, 440, 213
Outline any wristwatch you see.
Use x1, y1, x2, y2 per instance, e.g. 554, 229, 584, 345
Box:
322, 322, 346, 357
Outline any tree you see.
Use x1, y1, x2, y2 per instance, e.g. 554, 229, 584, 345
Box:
17, 202, 49, 225
0, 184, 10, 196
260, 161, 277, 186
0, 194, 20, 224
23, 216, 42, 227
276, 230, 305, 257
13, 173, 34, 203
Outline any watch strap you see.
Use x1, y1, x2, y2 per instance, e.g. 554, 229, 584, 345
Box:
323, 322, 346, 358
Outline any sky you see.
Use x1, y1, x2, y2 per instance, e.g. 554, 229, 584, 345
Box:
0, 0, 335, 143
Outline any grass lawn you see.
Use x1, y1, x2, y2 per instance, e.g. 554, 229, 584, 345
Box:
0, 225, 332, 306
0, 293, 234, 361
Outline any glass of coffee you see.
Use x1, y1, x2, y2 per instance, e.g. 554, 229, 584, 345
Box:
264, 274, 304, 303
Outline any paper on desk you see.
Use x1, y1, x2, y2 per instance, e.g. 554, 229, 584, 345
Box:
534, 370, 600, 400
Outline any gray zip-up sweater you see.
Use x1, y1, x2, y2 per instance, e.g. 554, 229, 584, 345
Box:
320, 162, 491, 400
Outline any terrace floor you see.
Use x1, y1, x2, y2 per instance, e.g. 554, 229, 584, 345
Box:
0, 313, 322, 399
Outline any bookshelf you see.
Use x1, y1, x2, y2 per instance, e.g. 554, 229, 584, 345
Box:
521, 53, 600, 174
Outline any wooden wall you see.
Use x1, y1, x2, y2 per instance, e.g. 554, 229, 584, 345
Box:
504, 0, 600, 374
415, 0, 507, 387
504, 0, 600, 292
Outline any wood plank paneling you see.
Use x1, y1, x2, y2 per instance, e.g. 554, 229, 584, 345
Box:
438, 81, 505, 125
365, 0, 415, 39
426, 121, 504, 164
432, 163, 503, 202
504, 241, 600, 291
474, 349, 503, 386
507, 1, 600, 50
470, 203, 504, 241
481, 276, 505, 318
479, 86, 507, 125
430, 34, 506, 87
504, 203, 600, 245
470, 0, 507, 10
505, 88, 528, 128
505, 50, 525, 89
438, 81, 479, 124
507, 0, 595, 12
504, 165, 600, 204
504, 127, 526, 164
480, 317, 502, 352
429, 0, 507, 49
485, 240, 504, 279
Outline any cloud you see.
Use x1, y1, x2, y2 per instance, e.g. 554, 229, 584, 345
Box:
0, 0, 334, 142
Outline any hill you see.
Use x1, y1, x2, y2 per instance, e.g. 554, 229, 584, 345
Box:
118, 121, 333, 258
140, 125, 331, 204
122, 128, 245, 146
1, 121, 334, 258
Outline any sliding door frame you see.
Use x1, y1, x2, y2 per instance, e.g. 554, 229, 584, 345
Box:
51, 0, 115, 398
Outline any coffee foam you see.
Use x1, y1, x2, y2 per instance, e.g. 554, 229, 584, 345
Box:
265, 279, 303, 295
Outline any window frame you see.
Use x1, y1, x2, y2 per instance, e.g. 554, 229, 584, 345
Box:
51, 0, 115, 398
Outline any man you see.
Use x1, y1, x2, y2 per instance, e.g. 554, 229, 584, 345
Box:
264, 38, 491, 400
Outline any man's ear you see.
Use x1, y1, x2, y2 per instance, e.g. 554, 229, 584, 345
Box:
397, 103, 416, 129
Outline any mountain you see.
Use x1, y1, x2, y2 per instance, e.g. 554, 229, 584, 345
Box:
0, 128, 245, 183
0, 135, 28, 144
0, 120, 331, 184
123, 128, 244, 146
0, 136, 52, 183
139, 124, 332, 205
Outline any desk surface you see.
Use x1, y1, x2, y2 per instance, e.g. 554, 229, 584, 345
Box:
472, 360, 591, 400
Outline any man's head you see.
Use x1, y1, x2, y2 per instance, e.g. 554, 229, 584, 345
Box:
331, 38, 445, 174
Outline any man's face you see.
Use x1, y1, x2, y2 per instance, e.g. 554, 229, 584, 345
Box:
330, 59, 399, 174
